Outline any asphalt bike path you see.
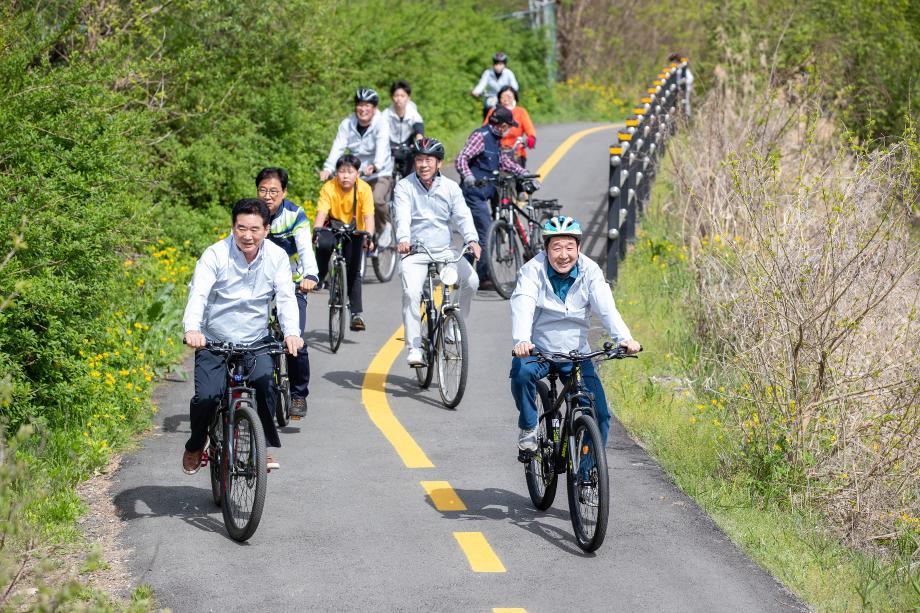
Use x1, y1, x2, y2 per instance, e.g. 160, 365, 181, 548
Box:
112, 123, 804, 612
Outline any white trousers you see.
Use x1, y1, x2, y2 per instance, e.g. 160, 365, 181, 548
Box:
400, 252, 479, 349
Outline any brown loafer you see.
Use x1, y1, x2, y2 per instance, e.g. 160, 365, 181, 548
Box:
182, 448, 203, 475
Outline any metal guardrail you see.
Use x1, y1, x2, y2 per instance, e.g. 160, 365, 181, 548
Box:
606, 57, 690, 283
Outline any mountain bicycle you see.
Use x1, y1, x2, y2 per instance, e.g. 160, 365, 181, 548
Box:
479, 172, 558, 299
199, 340, 286, 542
317, 224, 369, 353
407, 242, 473, 408
267, 302, 292, 427
518, 342, 639, 552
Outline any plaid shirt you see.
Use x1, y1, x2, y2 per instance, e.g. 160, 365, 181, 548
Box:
455, 125, 527, 179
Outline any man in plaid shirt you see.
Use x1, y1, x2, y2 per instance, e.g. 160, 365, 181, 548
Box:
455, 106, 528, 290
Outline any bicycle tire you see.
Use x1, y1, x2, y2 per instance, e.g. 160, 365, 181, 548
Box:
328, 259, 346, 353
372, 217, 398, 282
221, 401, 267, 542
415, 299, 434, 389
436, 310, 468, 408
208, 418, 223, 507
525, 381, 558, 510
566, 413, 609, 552
486, 220, 522, 300
530, 215, 548, 256
275, 354, 291, 428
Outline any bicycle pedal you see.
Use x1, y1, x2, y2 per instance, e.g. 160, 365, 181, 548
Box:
199, 452, 209, 466
517, 449, 534, 464
291, 415, 302, 421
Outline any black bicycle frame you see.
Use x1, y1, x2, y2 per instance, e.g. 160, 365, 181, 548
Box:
539, 360, 598, 474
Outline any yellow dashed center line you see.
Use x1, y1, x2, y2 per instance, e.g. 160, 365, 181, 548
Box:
421, 480, 467, 511
361, 326, 434, 468
454, 532, 507, 573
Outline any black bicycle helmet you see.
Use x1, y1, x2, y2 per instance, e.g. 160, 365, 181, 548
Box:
413, 137, 445, 160
492, 51, 508, 64
354, 87, 380, 106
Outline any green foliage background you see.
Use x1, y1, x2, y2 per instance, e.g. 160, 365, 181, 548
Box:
0, 0, 552, 534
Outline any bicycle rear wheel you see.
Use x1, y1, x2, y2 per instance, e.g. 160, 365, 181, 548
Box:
221, 402, 267, 542
436, 310, 468, 408
566, 413, 609, 552
525, 381, 558, 510
486, 220, 522, 300
415, 299, 434, 389
275, 354, 291, 428
328, 259, 347, 353
372, 219, 397, 282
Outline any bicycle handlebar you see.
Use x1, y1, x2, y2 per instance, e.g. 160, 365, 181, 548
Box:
201, 340, 287, 356
475, 171, 541, 187
315, 224, 371, 238
512, 342, 642, 362
403, 241, 473, 263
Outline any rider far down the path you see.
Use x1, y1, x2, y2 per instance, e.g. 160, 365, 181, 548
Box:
320, 87, 393, 239
455, 105, 530, 292
470, 51, 519, 119
395, 137, 481, 368
314, 154, 375, 332
510, 216, 642, 453
256, 167, 318, 418
483, 85, 536, 168
182, 199, 304, 473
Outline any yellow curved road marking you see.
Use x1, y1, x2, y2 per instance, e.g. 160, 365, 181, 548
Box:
360, 123, 618, 468
361, 326, 434, 468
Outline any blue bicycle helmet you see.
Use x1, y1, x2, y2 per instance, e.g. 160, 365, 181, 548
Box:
542, 216, 582, 246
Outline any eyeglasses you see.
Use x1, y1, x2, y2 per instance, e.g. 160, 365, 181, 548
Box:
257, 187, 282, 197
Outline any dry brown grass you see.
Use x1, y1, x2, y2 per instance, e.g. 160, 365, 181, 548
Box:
664, 63, 920, 558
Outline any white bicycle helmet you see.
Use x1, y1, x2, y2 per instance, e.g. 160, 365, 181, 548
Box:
542, 215, 582, 244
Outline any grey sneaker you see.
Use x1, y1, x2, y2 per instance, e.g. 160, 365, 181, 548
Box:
518, 427, 538, 452
350, 313, 366, 331
291, 396, 307, 418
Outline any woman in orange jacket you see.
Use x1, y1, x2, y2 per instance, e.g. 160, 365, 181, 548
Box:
483, 86, 536, 167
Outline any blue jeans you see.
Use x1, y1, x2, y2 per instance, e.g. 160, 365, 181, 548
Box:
510, 356, 611, 446
288, 291, 310, 399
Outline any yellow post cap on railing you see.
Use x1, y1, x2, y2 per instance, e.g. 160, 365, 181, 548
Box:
653, 79, 664, 86
680, 57, 689, 63
646, 87, 658, 94
633, 107, 647, 115
610, 146, 623, 155
640, 96, 653, 104
625, 119, 639, 127
617, 131, 633, 141
670, 62, 680, 68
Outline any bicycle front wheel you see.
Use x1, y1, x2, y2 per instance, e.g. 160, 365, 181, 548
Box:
372, 220, 397, 282
436, 310, 468, 408
208, 418, 223, 507
221, 402, 267, 542
328, 259, 347, 353
486, 220, 522, 300
525, 381, 558, 510
275, 355, 291, 428
566, 413, 609, 552
415, 300, 434, 389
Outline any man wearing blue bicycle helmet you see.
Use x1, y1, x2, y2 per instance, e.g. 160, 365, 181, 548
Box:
510, 216, 641, 453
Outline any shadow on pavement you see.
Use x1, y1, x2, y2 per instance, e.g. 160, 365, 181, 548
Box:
302, 330, 358, 355
427, 486, 593, 557
113, 484, 245, 544
321, 369, 453, 411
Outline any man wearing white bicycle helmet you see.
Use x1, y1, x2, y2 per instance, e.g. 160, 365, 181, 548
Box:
394, 137, 481, 367
320, 88, 393, 235
510, 216, 642, 453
